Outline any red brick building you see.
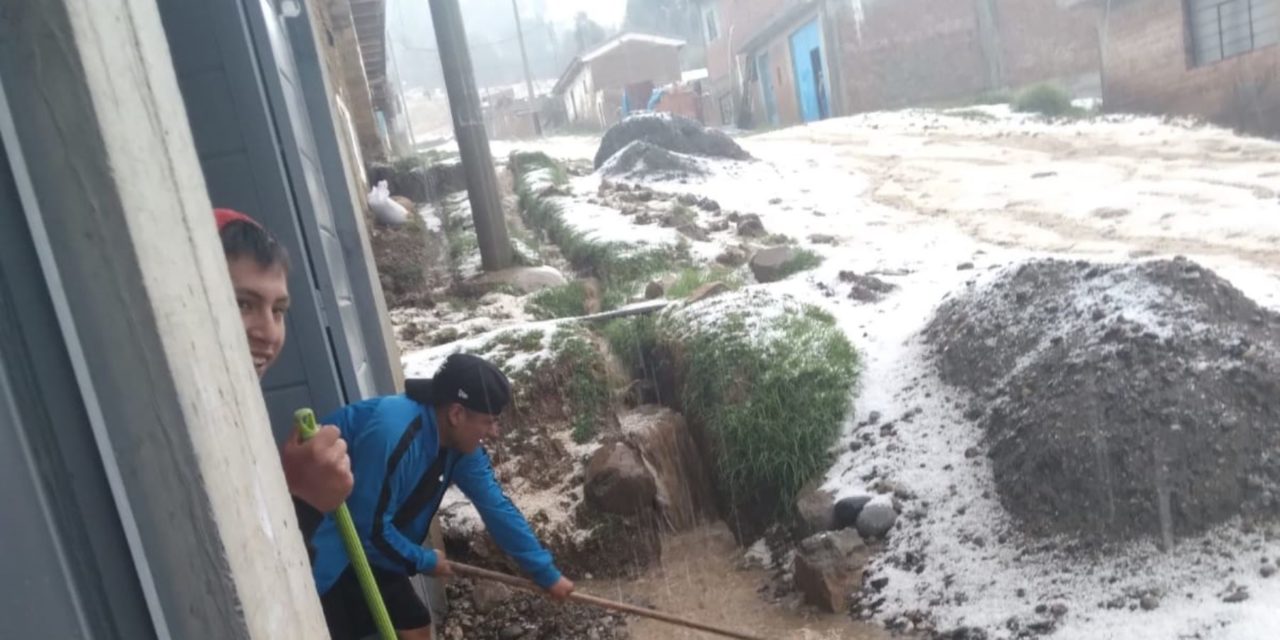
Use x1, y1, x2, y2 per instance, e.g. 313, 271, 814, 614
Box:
551, 33, 686, 130
696, 0, 1103, 129
1101, 0, 1280, 138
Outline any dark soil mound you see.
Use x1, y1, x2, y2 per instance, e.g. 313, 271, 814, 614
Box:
368, 160, 467, 203
440, 578, 626, 640
600, 141, 706, 180
369, 213, 440, 308
593, 113, 750, 170
926, 258, 1280, 545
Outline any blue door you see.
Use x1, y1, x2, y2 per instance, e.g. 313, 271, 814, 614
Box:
790, 19, 830, 123
757, 52, 779, 126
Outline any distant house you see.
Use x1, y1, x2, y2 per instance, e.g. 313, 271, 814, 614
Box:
1101, 0, 1280, 138
552, 33, 686, 129
696, 0, 1104, 129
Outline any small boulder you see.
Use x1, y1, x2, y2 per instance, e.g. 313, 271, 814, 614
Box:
676, 223, 710, 242
644, 281, 665, 300
792, 529, 870, 613
687, 281, 730, 303
834, 495, 874, 530
696, 197, 721, 212
795, 482, 838, 534
736, 214, 766, 238
809, 234, 838, 245
1139, 594, 1160, 611
749, 246, 798, 283
855, 498, 898, 539
584, 442, 656, 516
1262, 563, 1277, 579
715, 246, 748, 267
471, 581, 511, 614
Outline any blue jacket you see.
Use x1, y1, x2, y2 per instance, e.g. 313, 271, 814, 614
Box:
309, 395, 561, 594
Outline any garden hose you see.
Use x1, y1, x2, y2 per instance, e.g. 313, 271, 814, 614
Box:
294, 408, 397, 640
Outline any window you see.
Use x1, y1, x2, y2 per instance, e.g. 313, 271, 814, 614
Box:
704, 7, 720, 42
1188, 0, 1280, 65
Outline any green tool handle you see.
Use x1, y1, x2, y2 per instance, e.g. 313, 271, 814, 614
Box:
295, 409, 397, 640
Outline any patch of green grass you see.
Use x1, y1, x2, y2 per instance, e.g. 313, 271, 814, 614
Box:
549, 329, 612, 444
601, 316, 659, 379
485, 328, 545, 353
663, 305, 859, 521
665, 267, 743, 299
763, 233, 795, 246
528, 282, 591, 320
776, 248, 825, 279
1013, 84, 1080, 118
510, 151, 568, 186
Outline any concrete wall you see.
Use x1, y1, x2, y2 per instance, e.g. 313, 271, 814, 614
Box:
1104, 0, 1280, 137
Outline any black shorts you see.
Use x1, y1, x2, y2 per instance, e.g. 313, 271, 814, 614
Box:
321, 566, 431, 639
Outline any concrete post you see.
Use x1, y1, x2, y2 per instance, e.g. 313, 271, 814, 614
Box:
0, 1, 327, 637
429, 0, 514, 272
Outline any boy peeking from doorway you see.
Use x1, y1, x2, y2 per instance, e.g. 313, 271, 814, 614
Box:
215, 210, 573, 639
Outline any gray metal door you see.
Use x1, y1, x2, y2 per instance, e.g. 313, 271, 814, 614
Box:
245, 0, 379, 402
0, 122, 156, 640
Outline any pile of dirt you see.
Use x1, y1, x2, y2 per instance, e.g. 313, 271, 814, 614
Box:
600, 141, 707, 180
593, 113, 750, 170
439, 578, 626, 640
369, 212, 442, 308
925, 257, 1280, 545
368, 160, 467, 203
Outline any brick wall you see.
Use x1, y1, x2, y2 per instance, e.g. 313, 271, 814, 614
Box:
835, 0, 990, 111
1104, 0, 1280, 137
833, 0, 1101, 113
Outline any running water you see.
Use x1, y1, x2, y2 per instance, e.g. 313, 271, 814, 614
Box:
585, 523, 889, 640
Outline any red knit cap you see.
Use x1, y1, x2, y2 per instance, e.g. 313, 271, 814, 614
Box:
214, 208, 262, 231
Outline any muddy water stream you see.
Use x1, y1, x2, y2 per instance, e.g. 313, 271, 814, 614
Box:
584, 523, 889, 640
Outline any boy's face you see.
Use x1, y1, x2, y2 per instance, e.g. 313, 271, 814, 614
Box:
445, 404, 500, 454
227, 255, 290, 378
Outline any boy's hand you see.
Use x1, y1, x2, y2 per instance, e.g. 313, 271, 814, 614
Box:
281, 424, 353, 512
430, 559, 454, 578
546, 577, 575, 602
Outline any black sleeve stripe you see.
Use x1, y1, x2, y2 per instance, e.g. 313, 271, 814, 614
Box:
394, 450, 449, 531
372, 415, 423, 574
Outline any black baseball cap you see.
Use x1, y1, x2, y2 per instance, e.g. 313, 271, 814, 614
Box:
406, 353, 512, 416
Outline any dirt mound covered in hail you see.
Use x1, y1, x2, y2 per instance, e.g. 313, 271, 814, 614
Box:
593, 113, 750, 171
925, 257, 1280, 545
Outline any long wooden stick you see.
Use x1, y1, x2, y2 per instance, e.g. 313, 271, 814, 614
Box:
450, 561, 765, 640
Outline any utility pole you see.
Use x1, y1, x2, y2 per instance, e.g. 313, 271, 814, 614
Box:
511, 0, 543, 136
428, 0, 513, 272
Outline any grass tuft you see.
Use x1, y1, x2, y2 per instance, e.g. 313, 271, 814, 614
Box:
1013, 84, 1080, 118
776, 248, 825, 279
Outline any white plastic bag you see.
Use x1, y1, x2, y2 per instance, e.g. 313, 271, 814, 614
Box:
367, 179, 409, 226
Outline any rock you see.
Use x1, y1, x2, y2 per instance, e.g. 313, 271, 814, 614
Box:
736, 214, 766, 238
938, 627, 989, 640
499, 623, 524, 640
472, 581, 512, 614
834, 495, 873, 530
839, 271, 897, 303
715, 246, 748, 267
1263, 564, 1277, 578
621, 406, 716, 531
644, 281, 664, 300
600, 141, 706, 179
1222, 587, 1250, 603
957, 262, 975, 271
855, 498, 898, 539
696, 197, 721, 212
792, 529, 869, 613
749, 246, 798, 283
676, 223, 710, 241
472, 266, 568, 294
796, 481, 838, 534
677, 193, 699, 206
584, 442, 656, 516
1140, 594, 1160, 610
687, 281, 730, 303
1049, 602, 1068, 618
809, 234, 838, 245
593, 113, 751, 170
768, 197, 783, 205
